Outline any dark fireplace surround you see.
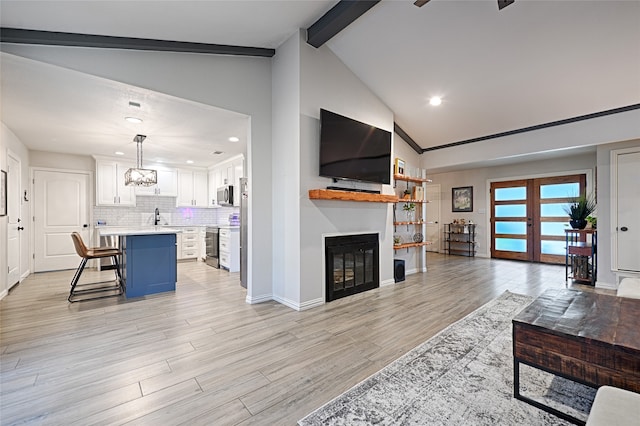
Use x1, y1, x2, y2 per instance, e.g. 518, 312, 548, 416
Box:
325, 233, 379, 302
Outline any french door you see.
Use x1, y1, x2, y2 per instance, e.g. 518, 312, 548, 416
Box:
491, 174, 586, 264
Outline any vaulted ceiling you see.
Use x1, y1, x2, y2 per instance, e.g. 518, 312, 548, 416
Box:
1, 0, 639, 167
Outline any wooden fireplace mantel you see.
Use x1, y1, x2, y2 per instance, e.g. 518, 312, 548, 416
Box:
308, 189, 398, 203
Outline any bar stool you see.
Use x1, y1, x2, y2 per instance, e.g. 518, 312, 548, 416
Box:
68, 232, 123, 302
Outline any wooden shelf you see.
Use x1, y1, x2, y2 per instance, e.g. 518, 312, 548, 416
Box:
308, 189, 398, 203
394, 174, 432, 183
396, 199, 429, 203
393, 241, 432, 250
393, 221, 425, 225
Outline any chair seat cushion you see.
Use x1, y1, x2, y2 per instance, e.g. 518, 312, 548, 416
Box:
586, 386, 640, 425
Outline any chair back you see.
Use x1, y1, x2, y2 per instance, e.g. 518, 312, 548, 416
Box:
70, 232, 89, 258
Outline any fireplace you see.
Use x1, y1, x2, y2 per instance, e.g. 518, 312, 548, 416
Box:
325, 233, 379, 302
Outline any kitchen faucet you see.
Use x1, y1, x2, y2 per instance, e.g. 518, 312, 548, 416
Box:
154, 208, 160, 226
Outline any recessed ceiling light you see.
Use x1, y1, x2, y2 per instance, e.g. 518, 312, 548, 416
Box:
429, 96, 442, 106
228, 136, 240, 142
186, 160, 194, 164
125, 116, 143, 124
115, 151, 124, 156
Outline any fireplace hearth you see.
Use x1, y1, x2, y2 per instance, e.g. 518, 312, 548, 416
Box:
325, 233, 379, 302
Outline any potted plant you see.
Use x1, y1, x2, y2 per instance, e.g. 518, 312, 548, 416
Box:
403, 202, 416, 222
563, 194, 596, 229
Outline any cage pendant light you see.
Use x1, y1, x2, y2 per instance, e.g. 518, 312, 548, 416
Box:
124, 134, 157, 186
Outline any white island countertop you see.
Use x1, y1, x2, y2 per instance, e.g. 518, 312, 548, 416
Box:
98, 227, 183, 237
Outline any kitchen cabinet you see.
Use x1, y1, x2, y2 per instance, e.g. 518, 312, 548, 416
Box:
177, 169, 208, 207
95, 159, 136, 206
135, 167, 178, 197
208, 155, 244, 206
219, 227, 239, 272
177, 226, 201, 260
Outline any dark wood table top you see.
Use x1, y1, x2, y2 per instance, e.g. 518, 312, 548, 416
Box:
513, 288, 640, 352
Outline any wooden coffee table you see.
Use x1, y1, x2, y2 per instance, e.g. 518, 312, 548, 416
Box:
512, 289, 640, 425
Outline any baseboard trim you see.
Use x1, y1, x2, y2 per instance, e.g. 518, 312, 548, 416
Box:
245, 293, 272, 305
596, 281, 617, 290
272, 295, 324, 311
381, 278, 395, 287
0, 289, 7, 300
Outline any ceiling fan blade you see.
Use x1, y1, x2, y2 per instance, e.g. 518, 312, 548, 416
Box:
498, 0, 515, 10
414, 0, 431, 7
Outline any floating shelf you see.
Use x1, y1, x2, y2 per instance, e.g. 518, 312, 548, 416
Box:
396, 198, 430, 203
393, 221, 425, 226
308, 189, 398, 203
393, 241, 432, 250
394, 174, 432, 183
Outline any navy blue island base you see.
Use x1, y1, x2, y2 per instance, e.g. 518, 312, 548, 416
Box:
119, 233, 177, 298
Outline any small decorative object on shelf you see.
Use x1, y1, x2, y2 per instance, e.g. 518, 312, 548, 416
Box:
393, 234, 403, 246
403, 202, 415, 221
413, 232, 423, 243
394, 158, 405, 176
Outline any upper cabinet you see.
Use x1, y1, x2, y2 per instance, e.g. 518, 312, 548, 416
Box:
177, 168, 208, 207
135, 167, 178, 197
95, 159, 136, 206
208, 155, 244, 206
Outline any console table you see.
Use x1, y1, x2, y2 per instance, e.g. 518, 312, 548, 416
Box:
513, 289, 640, 425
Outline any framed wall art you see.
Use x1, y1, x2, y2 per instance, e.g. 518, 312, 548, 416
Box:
0, 170, 6, 217
452, 186, 473, 212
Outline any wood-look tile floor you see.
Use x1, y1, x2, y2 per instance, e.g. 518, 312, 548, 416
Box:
1, 254, 595, 425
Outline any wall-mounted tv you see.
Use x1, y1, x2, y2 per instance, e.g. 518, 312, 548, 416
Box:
319, 109, 392, 185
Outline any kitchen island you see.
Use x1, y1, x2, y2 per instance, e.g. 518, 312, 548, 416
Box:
98, 227, 181, 298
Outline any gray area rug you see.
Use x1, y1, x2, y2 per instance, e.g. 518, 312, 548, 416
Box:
299, 291, 596, 425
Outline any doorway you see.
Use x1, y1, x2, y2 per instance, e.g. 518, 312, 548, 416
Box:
7, 151, 22, 288
490, 174, 587, 264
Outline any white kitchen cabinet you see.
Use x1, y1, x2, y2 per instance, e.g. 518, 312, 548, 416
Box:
135, 167, 178, 197
95, 159, 136, 206
219, 227, 239, 272
177, 226, 200, 260
199, 227, 206, 261
177, 169, 208, 207
208, 155, 244, 206
233, 158, 244, 206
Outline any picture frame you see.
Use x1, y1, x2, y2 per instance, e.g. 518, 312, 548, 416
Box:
394, 158, 405, 176
452, 186, 473, 212
0, 170, 6, 217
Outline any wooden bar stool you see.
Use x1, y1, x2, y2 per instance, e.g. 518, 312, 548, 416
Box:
68, 232, 123, 302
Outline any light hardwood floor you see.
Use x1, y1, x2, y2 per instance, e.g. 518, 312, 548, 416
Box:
1, 254, 595, 425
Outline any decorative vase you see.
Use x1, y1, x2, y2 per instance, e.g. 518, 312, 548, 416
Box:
570, 219, 588, 229
406, 210, 415, 222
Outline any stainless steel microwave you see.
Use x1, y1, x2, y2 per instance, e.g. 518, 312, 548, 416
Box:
217, 185, 234, 206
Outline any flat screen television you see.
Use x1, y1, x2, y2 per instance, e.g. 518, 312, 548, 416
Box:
319, 109, 392, 185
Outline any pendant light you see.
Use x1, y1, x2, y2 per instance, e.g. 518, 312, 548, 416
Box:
124, 134, 157, 186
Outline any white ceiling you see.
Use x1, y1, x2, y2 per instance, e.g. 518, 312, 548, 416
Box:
1, 0, 639, 168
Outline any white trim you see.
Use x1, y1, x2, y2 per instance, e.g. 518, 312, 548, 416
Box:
273, 294, 324, 311
610, 146, 640, 275
380, 278, 395, 287
245, 293, 272, 304
484, 168, 594, 259
596, 281, 617, 290
0, 289, 7, 300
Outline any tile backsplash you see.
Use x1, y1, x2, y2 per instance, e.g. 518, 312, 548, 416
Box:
94, 196, 239, 227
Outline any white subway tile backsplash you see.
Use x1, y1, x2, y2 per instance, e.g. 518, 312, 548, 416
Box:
94, 195, 238, 227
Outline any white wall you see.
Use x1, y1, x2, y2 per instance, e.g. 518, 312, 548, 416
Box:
2, 44, 273, 303
429, 152, 596, 257
271, 30, 302, 306
1, 123, 31, 298
298, 32, 396, 308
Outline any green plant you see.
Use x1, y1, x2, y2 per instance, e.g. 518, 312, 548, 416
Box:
563, 193, 596, 220
587, 215, 597, 229
402, 203, 415, 212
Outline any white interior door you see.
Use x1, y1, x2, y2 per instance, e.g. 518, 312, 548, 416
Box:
7, 152, 21, 288
34, 169, 90, 272
616, 150, 640, 272
425, 184, 441, 252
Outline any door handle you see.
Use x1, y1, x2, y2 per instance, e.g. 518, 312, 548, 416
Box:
620, 226, 629, 232
83, 224, 89, 228
17, 226, 24, 231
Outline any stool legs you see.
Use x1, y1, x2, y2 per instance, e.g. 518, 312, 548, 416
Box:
68, 255, 123, 303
